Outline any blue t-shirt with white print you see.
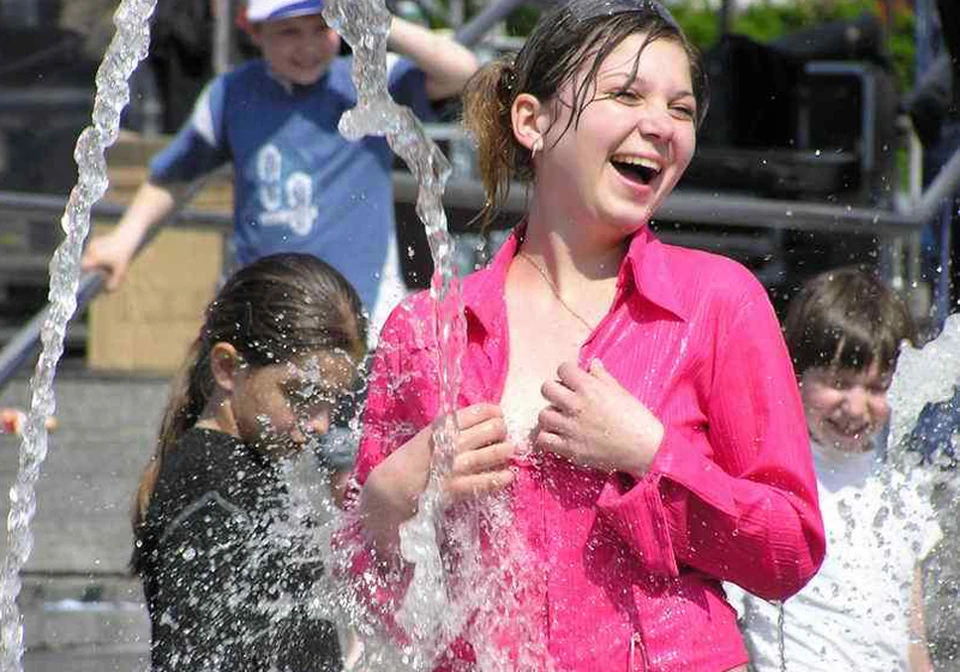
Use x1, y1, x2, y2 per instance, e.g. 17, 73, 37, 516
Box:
150, 55, 434, 323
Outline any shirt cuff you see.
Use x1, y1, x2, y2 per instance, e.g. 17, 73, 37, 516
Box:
596, 428, 691, 577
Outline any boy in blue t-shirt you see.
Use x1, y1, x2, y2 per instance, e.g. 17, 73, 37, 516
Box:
81, 0, 478, 335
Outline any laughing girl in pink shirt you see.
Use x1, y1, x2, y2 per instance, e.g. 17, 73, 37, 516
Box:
347, 2, 825, 670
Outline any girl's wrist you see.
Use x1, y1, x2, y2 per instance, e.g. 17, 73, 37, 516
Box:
624, 422, 663, 477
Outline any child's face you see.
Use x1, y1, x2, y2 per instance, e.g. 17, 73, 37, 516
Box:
533, 34, 697, 240
251, 14, 341, 86
800, 363, 891, 453
231, 352, 354, 460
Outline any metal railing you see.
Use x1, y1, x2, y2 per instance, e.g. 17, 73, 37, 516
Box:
2, 146, 958, 392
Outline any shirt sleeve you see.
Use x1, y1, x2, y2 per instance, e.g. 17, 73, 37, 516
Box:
597, 288, 826, 601
387, 55, 436, 122
149, 75, 232, 184
338, 305, 427, 631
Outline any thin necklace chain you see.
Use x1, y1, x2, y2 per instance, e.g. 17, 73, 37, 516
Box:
518, 251, 596, 333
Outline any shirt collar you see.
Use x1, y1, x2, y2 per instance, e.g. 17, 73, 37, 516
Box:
461, 228, 521, 334
621, 227, 689, 322
462, 225, 689, 336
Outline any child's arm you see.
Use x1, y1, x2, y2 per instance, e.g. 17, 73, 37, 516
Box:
386, 16, 478, 100
80, 180, 187, 290
908, 564, 935, 672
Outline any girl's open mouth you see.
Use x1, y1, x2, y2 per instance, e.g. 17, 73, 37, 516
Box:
611, 155, 662, 185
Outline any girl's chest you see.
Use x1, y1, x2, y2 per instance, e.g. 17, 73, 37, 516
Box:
498, 301, 592, 441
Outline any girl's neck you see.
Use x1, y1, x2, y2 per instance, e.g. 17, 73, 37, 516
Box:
195, 391, 239, 438
521, 198, 627, 291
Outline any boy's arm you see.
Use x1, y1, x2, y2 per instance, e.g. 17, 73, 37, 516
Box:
80, 180, 189, 291
386, 16, 478, 100
908, 564, 935, 672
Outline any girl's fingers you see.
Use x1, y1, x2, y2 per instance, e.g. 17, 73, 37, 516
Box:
538, 405, 572, 436
455, 402, 502, 431
445, 469, 515, 503
557, 360, 590, 392
541, 379, 578, 413
452, 441, 515, 475
456, 415, 508, 453
534, 430, 567, 455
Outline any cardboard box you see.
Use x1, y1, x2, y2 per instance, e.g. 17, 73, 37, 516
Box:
87, 132, 231, 374
86, 223, 223, 374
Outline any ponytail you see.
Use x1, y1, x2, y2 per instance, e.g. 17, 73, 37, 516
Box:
462, 57, 531, 231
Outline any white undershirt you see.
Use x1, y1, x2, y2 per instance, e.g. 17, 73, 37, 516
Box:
731, 441, 942, 672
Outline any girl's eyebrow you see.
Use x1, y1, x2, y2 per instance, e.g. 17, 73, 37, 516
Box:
599, 72, 696, 100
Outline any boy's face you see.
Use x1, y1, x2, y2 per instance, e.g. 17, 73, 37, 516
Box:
800, 362, 891, 453
251, 14, 341, 86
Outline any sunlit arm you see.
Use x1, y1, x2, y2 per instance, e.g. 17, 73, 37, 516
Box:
79, 180, 186, 291
387, 16, 479, 100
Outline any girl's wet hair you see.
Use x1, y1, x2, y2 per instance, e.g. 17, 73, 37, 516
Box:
131, 253, 367, 545
462, 0, 709, 229
783, 267, 916, 378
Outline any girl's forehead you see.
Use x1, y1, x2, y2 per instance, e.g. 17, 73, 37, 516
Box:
596, 34, 685, 71
809, 363, 891, 383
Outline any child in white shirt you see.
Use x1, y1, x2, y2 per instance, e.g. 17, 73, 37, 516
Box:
734, 267, 941, 672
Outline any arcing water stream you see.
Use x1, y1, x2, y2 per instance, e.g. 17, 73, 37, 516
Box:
0, 1, 157, 669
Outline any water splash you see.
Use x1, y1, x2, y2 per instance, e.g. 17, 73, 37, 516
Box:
0, 1, 156, 669
323, 0, 472, 666
888, 314, 960, 458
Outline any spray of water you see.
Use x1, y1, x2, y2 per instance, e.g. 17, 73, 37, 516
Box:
0, 2, 157, 669
322, 0, 476, 666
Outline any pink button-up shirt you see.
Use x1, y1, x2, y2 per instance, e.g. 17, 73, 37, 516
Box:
352, 227, 825, 671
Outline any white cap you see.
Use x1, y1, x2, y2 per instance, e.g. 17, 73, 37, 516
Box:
246, 0, 324, 23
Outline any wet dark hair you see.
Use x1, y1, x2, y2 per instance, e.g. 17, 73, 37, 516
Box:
783, 267, 916, 378
462, 0, 709, 229
132, 253, 366, 537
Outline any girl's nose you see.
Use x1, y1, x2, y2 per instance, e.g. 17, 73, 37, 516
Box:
843, 387, 869, 417
303, 409, 332, 437
637, 104, 674, 142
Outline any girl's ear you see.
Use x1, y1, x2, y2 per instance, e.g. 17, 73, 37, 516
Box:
511, 92, 548, 154
210, 342, 241, 392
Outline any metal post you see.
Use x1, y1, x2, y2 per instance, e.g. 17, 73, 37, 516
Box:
213, 0, 234, 75
719, 0, 734, 37
449, 0, 465, 28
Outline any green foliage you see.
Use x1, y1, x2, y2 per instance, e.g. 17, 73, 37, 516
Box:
504, 6, 542, 38
458, 0, 916, 90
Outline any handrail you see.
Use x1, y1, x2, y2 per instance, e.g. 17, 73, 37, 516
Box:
1, 145, 959, 392
0, 272, 102, 389
0, 193, 231, 393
